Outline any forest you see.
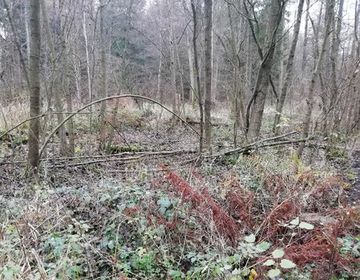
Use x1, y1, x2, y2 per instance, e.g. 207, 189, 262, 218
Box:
0, 0, 359, 279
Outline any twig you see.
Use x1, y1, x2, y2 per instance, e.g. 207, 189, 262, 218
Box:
0, 113, 46, 140
31, 249, 48, 279
51, 155, 144, 168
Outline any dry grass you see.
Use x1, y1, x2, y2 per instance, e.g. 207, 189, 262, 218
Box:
0, 102, 28, 130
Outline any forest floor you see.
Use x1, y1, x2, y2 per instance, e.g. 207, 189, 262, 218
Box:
348, 150, 360, 205
0, 104, 359, 280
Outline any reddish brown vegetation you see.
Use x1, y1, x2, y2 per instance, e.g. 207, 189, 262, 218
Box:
264, 174, 287, 196
144, 168, 359, 278
259, 200, 299, 241
165, 170, 240, 244
226, 190, 254, 229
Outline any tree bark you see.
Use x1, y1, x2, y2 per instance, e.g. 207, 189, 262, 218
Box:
41, 0, 68, 156
28, 0, 41, 171
157, 46, 163, 102
191, 0, 203, 153
24, 1, 31, 62
187, 32, 196, 106
83, 9, 92, 103
204, 0, 213, 151
328, 0, 344, 132
99, 0, 107, 118
175, 41, 185, 113
273, 0, 305, 135
167, 0, 178, 114
298, 0, 334, 157
246, 0, 285, 140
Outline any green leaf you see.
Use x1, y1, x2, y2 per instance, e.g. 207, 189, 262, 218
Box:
289, 217, 300, 226
263, 259, 275, 266
267, 268, 281, 279
280, 259, 297, 269
272, 248, 285, 259
157, 198, 171, 208
299, 222, 314, 230
2, 264, 20, 280
241, 268, 250, 276
169, 270, 183, 278
257, 241, 272, 252
244, 234, 256, 243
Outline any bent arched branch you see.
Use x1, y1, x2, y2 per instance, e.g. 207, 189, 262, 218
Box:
39, 94, 199, 158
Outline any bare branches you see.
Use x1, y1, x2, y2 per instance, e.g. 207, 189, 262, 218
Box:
2, 0, 30, 88
39, 95, 200, 159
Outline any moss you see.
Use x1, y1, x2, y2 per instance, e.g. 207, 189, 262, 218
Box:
325, 147, 348, 161
103, 143, 142, 154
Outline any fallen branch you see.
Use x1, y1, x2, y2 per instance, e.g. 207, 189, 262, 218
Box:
39, 95, 200, 159
50, 155, 144, 168
217, 138, 310, 157
212, 131, 303, 157
0, 149, 197, 165
107, 158, 197, 173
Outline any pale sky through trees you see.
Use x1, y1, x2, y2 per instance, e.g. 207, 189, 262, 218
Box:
143, 0, 358, 41
289, 0, 356, 31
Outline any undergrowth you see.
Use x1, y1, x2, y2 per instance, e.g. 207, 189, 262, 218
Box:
0, 151, 359, 280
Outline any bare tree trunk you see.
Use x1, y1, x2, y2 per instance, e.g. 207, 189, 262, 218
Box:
204, 0, 213, 151
298, 0, 334, 157
187, 32, 196, 106
156, 48, 163, 102
191, 0, 203, 152
301, 0, 310, 71
329, 0, 344, 132
245, 24, 252, 94
246, 0, 285, 140
167, 0, 178, 114
226, 3, 245, 146
24, 1, 31, 62
28, 0, 41, 171
170, 33, 178, 113
99, 0, 107, 118
64, 51, 75, 156
175, 42, 185, 113
73, 51, 82, 101
213, 55, 219, 103
83, 10, 92, 103
273, 0, 305, 135
41, 0, 68, 156
345, 0, 360, 134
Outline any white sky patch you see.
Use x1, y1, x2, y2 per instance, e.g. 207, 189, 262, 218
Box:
0, 24, 6, 39
145, 0, 153, 11
287, 0, 358, 34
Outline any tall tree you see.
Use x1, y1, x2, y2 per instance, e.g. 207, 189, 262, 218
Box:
204, 0, 213, 151
328, 0, 344, 132
41, 0, 68, 156
191, 0, 203, 152
273, 0, 305, 135
28, 0, 41, 170
167, 0, 179, 114
298, 0, 335, 157
245, 0, 286, 140
99, 0, 108, 118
